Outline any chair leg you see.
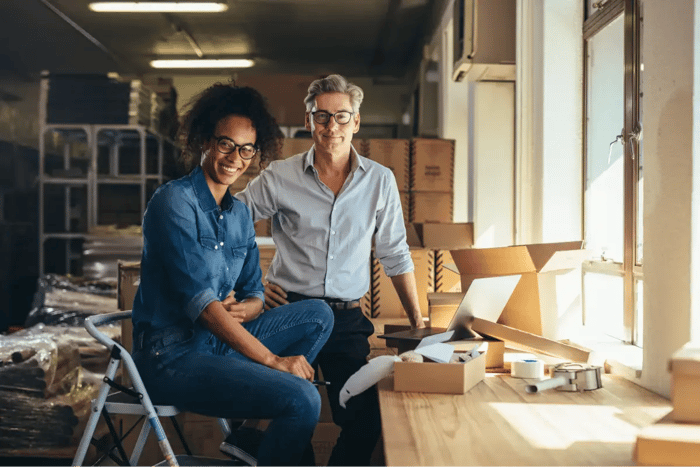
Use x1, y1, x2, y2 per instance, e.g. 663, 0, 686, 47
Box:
169, 416, 192, 455
73, 356, 122, 466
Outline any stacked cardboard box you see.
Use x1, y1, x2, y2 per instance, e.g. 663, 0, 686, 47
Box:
362, 139, 410, 220
636, 342, 700, 465
409, 138, 455, 223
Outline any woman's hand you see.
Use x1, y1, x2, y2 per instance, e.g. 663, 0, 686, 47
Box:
221, 296, 263, 323
269, 355, 315, 381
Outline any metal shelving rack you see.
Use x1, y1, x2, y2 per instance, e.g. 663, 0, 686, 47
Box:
38, 79, 176, 277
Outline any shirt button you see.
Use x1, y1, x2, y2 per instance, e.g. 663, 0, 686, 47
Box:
330, 255, 334, 260
219, 215, 223, 220
331, 230, 336, 235
220, 242, 224, 246
214, 245, 218, 250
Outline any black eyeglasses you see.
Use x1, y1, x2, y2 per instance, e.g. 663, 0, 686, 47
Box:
213, 136, 259, 159
311, 110, 354, 125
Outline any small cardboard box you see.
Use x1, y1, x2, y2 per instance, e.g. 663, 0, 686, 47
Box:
426, 292, 504, 368
364, 139, 410, 191
410, 138, 454, 192
405, 222, 473, 250
409, 191, 453, 223
450, 241, 588, 338
394, 351, 486, 394
669, 342, 700, 423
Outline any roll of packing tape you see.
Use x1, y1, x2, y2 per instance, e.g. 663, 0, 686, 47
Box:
511, 359, 545, 379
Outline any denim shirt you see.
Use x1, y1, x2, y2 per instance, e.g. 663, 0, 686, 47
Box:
132, 165, 265, 335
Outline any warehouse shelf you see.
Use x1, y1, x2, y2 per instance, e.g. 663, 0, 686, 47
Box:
38, 85, 178, 276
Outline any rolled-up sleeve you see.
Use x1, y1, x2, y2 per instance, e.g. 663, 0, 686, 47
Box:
143, 185, 218, 322
374, 173, 414, 277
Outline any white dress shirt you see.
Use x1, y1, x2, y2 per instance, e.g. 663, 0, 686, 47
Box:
235, 144, 413, 301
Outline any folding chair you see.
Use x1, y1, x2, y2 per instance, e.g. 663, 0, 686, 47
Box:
72, 311, 257, 467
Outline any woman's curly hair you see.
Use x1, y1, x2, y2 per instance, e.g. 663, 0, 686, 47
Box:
177, 82, 283, 172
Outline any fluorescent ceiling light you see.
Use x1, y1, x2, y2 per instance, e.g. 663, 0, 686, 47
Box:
150, 59, 254, 69
89, 2, 228, 13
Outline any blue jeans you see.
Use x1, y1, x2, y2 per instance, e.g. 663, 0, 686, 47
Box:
132, 299, 334, 466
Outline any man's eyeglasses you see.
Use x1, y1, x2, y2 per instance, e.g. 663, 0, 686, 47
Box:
213, 136, 259, 159
311, 111, 354, 125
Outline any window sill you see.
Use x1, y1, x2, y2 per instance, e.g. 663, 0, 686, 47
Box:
567, 330, 643, 382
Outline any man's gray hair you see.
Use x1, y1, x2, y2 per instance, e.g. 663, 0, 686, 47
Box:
304, 74, 364, 113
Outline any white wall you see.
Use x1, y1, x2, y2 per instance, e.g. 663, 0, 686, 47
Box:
516, 0, 583, 245
642, 0, 696, 397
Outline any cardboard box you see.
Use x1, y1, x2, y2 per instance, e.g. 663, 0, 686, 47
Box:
312, 422, 341, 467
364, 139, 410, 191
398, 190, 409, 222
394, 351, 485, 394
254, 219, 271, 237
669, 342, 700, 422
635, 411, 700, 466
410, 138, 454, 192
405, 222, 473, 250
450, 241, 588, 338
435, 250, 461, 293
369, 249, 433, 318
409, 191, 453, 223
257, 240, 276, 279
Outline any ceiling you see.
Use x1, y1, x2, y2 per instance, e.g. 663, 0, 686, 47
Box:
1, 0, 441, 85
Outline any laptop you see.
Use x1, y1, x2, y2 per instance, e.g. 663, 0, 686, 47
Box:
379, 274, 522, 343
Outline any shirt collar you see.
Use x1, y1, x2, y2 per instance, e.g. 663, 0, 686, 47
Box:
304, 144, 366, 174
190, 165, 235, 213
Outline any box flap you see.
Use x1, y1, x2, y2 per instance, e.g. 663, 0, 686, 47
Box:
405, 223, 422, 248
450, 240, 585, 275
526, 241, 585, 272
406, 222, 474, 250
471, 317, 591, 362
450, 245, 536, 275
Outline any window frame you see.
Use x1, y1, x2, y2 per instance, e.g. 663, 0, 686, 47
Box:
582, 0, 642, 344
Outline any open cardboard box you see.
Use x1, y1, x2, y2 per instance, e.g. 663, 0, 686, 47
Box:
394, 350, 486, 394
450, 241, 588, 339
405, 222, 474, 250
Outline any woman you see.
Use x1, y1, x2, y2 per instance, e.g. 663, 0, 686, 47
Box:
130, 82, 334, 466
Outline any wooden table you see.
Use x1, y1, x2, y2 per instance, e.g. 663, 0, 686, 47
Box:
378, 372, 671, 466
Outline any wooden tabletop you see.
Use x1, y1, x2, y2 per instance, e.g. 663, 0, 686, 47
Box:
378, 373, 671, 466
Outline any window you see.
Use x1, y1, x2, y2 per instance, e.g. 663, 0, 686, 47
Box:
583, 0, 643, 344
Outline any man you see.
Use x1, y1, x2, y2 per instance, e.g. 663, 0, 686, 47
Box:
235, 74, 424, 466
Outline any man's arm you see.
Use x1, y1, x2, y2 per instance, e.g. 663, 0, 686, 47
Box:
390, 271, 426, 329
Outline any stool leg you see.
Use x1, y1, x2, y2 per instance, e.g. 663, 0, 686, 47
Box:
73, 356, 121, 466
129, 417, 152, 466
169, 417, 192, 455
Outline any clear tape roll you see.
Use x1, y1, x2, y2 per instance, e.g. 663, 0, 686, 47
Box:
511, 359, 545, 379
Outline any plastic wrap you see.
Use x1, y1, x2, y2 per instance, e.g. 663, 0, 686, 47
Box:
0, 326, 105, 450
25, 274, 118, 327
